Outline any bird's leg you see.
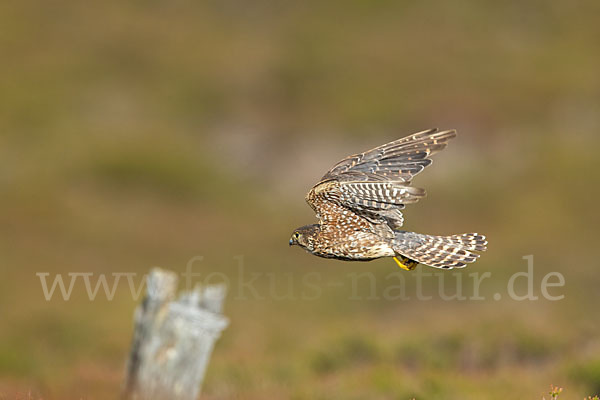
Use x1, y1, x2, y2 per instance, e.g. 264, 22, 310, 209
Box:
393, 256, 418, 271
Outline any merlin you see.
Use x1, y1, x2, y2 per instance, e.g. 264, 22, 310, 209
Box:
289, 129, 487, 270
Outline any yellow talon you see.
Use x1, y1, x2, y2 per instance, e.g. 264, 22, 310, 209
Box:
393, 256, 418, 271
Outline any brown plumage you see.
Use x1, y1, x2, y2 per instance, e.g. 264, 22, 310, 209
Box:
289, 129, 487, 270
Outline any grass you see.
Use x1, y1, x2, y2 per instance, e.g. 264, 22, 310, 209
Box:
1, 0, 600, 398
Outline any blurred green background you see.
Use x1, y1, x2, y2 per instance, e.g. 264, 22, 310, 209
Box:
1, 0, 599, 399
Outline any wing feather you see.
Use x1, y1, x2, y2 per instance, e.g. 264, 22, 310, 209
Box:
320, 128, 456, 182
306, 129, 457, 229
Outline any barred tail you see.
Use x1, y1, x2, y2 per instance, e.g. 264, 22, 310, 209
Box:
393, 232, 487, 269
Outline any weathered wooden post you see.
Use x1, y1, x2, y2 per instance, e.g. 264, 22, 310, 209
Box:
123, 268, 229, 400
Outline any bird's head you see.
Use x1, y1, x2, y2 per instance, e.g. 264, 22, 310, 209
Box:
289, 224, 320, 251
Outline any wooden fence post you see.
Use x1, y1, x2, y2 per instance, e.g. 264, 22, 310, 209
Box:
123, 268, 229, 400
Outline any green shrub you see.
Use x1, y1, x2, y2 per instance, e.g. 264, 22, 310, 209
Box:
569, 360, 600, 395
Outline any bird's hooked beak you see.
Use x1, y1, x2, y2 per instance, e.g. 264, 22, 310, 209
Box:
289, 238, 294, 246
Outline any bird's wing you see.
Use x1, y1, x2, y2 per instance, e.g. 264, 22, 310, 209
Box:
306, 129, 456, 228
320, 128, 456, 182
306, 179, 423, 229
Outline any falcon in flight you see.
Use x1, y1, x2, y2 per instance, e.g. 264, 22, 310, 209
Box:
289, 129, 487, 270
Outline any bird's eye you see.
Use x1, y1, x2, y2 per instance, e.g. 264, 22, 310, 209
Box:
294, 232, 300, 238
